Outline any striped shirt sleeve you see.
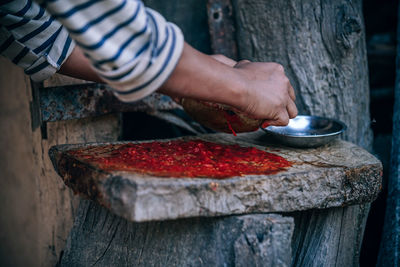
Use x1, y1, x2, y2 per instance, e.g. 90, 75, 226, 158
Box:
42, 0, 184, 102
0, 0, 75, 82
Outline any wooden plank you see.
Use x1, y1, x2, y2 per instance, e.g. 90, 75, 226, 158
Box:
49, 131, 382, 222
0, 58, 121, 266
59, 200, 294, 267
43, 73, 93, 88
0, 58, 40, 267
377, 2, 400, 265
34, 115, 120, 266
39, 83, 179, 122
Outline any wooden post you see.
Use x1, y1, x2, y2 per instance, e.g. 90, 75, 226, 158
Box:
231, 0, 373, 265
60, 200, 294, 267
377, 2, 400, 265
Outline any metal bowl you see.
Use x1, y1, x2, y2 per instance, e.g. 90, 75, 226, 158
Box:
261, 115, 347, 148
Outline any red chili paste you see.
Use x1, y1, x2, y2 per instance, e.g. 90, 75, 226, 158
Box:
69, 140, 291, 179
261, 121, 270, 129
223, 111, 238, 136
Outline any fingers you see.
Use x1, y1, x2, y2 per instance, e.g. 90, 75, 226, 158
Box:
263, 111, 290, 127
287, 98, 298, 119
262, 100, 297, 127
264, 101, 297, 127
210, 54, 237, 67
288, 83, 296, 101
275, 111, 290, 126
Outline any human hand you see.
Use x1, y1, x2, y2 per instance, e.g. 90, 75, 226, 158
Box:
209, 55, 297, 126
232, 61, 297, 126
159, 43, 297, 127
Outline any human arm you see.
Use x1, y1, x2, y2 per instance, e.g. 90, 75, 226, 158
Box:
57, 45, 103, 83
158, 44, 297, 125
41, 0, 296, 125
59, 44, 297, 126
1, 0, 296, 125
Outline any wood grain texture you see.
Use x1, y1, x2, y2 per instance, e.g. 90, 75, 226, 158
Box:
207, 0, 238, 59
60, 200, 294, 267
230, 1, 373, 265
290, 204, 370, 267
49, 131, 382, 222
43, 73, 93, 88
0, 58, 40, 267
33, 115, 120, 266
377, 2, 400, 265
144, 0, 211, 54
232, 0, 372, 150
0, 58, 121, 267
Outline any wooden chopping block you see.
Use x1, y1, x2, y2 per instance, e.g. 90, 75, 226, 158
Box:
49, 131, 382, 222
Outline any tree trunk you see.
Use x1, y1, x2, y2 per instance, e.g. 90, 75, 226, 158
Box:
232, 0, 373, 266
60, 200, 294, 267
233, 0, 372, 149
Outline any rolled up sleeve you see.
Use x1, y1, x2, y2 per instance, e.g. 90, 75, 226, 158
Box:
43, 0, 184, 102
0, 0, 75, 81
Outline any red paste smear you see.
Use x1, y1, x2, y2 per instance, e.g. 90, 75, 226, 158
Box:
224, 111, 238, 136
199, 101, 240, 136
261, 121, 270, 128
68, 140, 292, 179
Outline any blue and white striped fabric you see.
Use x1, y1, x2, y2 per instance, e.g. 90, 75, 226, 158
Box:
0, 0, 75, 81
0, 0, 184, 102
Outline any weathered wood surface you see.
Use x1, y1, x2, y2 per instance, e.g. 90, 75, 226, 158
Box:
40, 83, 179, 122
377, 3, 400, 265
207, 0, 238, 59
43, 73, 93, 87
290, 204, 370, 267
143, 0, 211, 54
231, 1, 373, 266
0, 60, 121, 267
232, 0, 372, 150
1, 3, 208, 265
60, 200, 294, 267
0, 58, 40, 267
50, 131, 382, 222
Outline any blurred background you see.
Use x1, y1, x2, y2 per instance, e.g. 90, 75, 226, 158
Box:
360, 0, 398, 266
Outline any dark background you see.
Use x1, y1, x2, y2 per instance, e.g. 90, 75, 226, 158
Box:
361, 0, 398, 266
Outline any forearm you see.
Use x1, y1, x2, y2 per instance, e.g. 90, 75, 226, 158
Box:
58, 46, 103, 83
59, 43, 246, 109
159, 43, 245, 108
43, 0, 184, 102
